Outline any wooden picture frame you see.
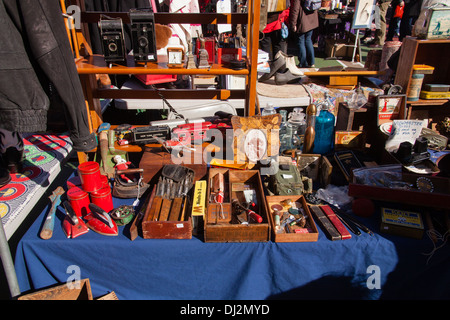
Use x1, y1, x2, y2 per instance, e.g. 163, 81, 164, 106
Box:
352, 0, 377, 29
376, 94, 406, 126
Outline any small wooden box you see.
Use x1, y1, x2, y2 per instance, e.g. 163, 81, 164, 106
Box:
265, 195, 319, 242
18, 279, 93, 300
204, 168, 270, 242
141, 188, 193, 239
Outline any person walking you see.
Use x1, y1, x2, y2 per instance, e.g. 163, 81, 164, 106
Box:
289, 0, 319, 68
369, 0, 392, 47
386, 0, 404, 41
399, 0, 423, 40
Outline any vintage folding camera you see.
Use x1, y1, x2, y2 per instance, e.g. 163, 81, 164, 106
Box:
98, 17, 126, 63
129, 8, 157, 62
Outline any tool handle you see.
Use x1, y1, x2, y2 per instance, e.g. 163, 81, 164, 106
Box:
40, 197, 62, 240
116, 168, 144, 175
168, 197, 183, 221
99, 130, 109, 170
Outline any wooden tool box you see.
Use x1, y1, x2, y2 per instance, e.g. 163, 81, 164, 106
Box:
265, 195, 319, 242
141, 165, 195, 239
204, 168, 270, 242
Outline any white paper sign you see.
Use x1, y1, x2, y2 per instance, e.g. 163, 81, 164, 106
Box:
384, 119, 427, 152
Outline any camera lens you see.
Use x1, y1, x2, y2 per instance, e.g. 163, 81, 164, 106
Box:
108, 42, 118, 52
138, 36, 148, 48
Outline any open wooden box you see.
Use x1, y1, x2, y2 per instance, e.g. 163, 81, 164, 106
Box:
204, 168, 270, 242
18, 279, 93, 300
141, 186, 193, 239
265, 195, 319, 242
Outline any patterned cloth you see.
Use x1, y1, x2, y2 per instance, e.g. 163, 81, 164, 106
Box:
0, 134, 73, 239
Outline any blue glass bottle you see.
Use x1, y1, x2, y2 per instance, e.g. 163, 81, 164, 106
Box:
313, 95, 335, 155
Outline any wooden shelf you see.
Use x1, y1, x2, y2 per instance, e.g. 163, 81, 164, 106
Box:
76, 55, 250, 76
407, 99, 449, 106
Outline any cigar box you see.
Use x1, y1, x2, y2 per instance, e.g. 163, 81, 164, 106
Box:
204, 168, 270, 242
265, 195, 319, 242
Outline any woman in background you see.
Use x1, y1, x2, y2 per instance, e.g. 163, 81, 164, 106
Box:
289, 0, 319, 67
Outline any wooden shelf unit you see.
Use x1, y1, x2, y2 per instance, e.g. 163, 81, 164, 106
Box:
62, 0, 262, 163
394, 37, 450, 120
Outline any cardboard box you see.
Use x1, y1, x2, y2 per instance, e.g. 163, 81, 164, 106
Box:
265, 195, 319, 242
380, 207, 424, 239
204, 168, 270, 242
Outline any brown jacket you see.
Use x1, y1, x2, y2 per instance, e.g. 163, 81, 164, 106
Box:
289, 0, 319, 34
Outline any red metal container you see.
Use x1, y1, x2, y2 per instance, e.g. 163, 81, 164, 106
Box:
90, 185, 114, 213
67, 187, 90, 218
77, 161, 103, 192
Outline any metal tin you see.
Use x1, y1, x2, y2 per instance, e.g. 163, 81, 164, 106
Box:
90, 185, 114, 213
77, 161, 103, 192
67, 187, 90, 218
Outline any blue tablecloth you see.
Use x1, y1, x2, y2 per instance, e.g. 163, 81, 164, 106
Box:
14, 190, 450, 300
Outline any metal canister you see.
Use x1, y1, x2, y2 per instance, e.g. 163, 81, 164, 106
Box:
77, 161, 103, 192
90, 185, 114, 213
67, 187, 90, 218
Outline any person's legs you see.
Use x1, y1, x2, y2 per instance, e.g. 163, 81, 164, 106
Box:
374, 1, 391, 46
304, 30, 315, 67
297, 33, 307, 67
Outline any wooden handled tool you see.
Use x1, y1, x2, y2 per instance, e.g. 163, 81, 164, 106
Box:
159, 179, 173, 221
40, 186, 65, 240
147, 177, 164, 221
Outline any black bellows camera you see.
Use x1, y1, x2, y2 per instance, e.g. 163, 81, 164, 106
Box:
98, 17, 126, 63
130, 9, 157, 62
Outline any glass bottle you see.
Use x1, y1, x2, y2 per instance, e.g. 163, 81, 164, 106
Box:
279, 109, 288, 137
279, 108, 306, 153
262, 103, 276, 116
313, 95, 336, 155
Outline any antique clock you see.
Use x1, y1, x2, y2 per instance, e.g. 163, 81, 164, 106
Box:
167, 47, 185, 68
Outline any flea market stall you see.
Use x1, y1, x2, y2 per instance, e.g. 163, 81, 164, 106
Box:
5, 0, 450, 302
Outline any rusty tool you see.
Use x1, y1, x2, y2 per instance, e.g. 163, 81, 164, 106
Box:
40, 186, 65, 240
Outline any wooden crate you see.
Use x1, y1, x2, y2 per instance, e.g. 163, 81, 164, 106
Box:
265, 195, 319, 242
18, 279, 93, 300
141, 187, 193, 239
204, 168, 270, 242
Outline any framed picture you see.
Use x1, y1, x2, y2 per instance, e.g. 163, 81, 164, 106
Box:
352, 0, 377, 29
376, 94, 407, 126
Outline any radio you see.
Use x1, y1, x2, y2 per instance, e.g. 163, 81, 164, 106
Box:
131, 125, 170, 145
129, 8, 157, 62
98, 17, 126, 63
